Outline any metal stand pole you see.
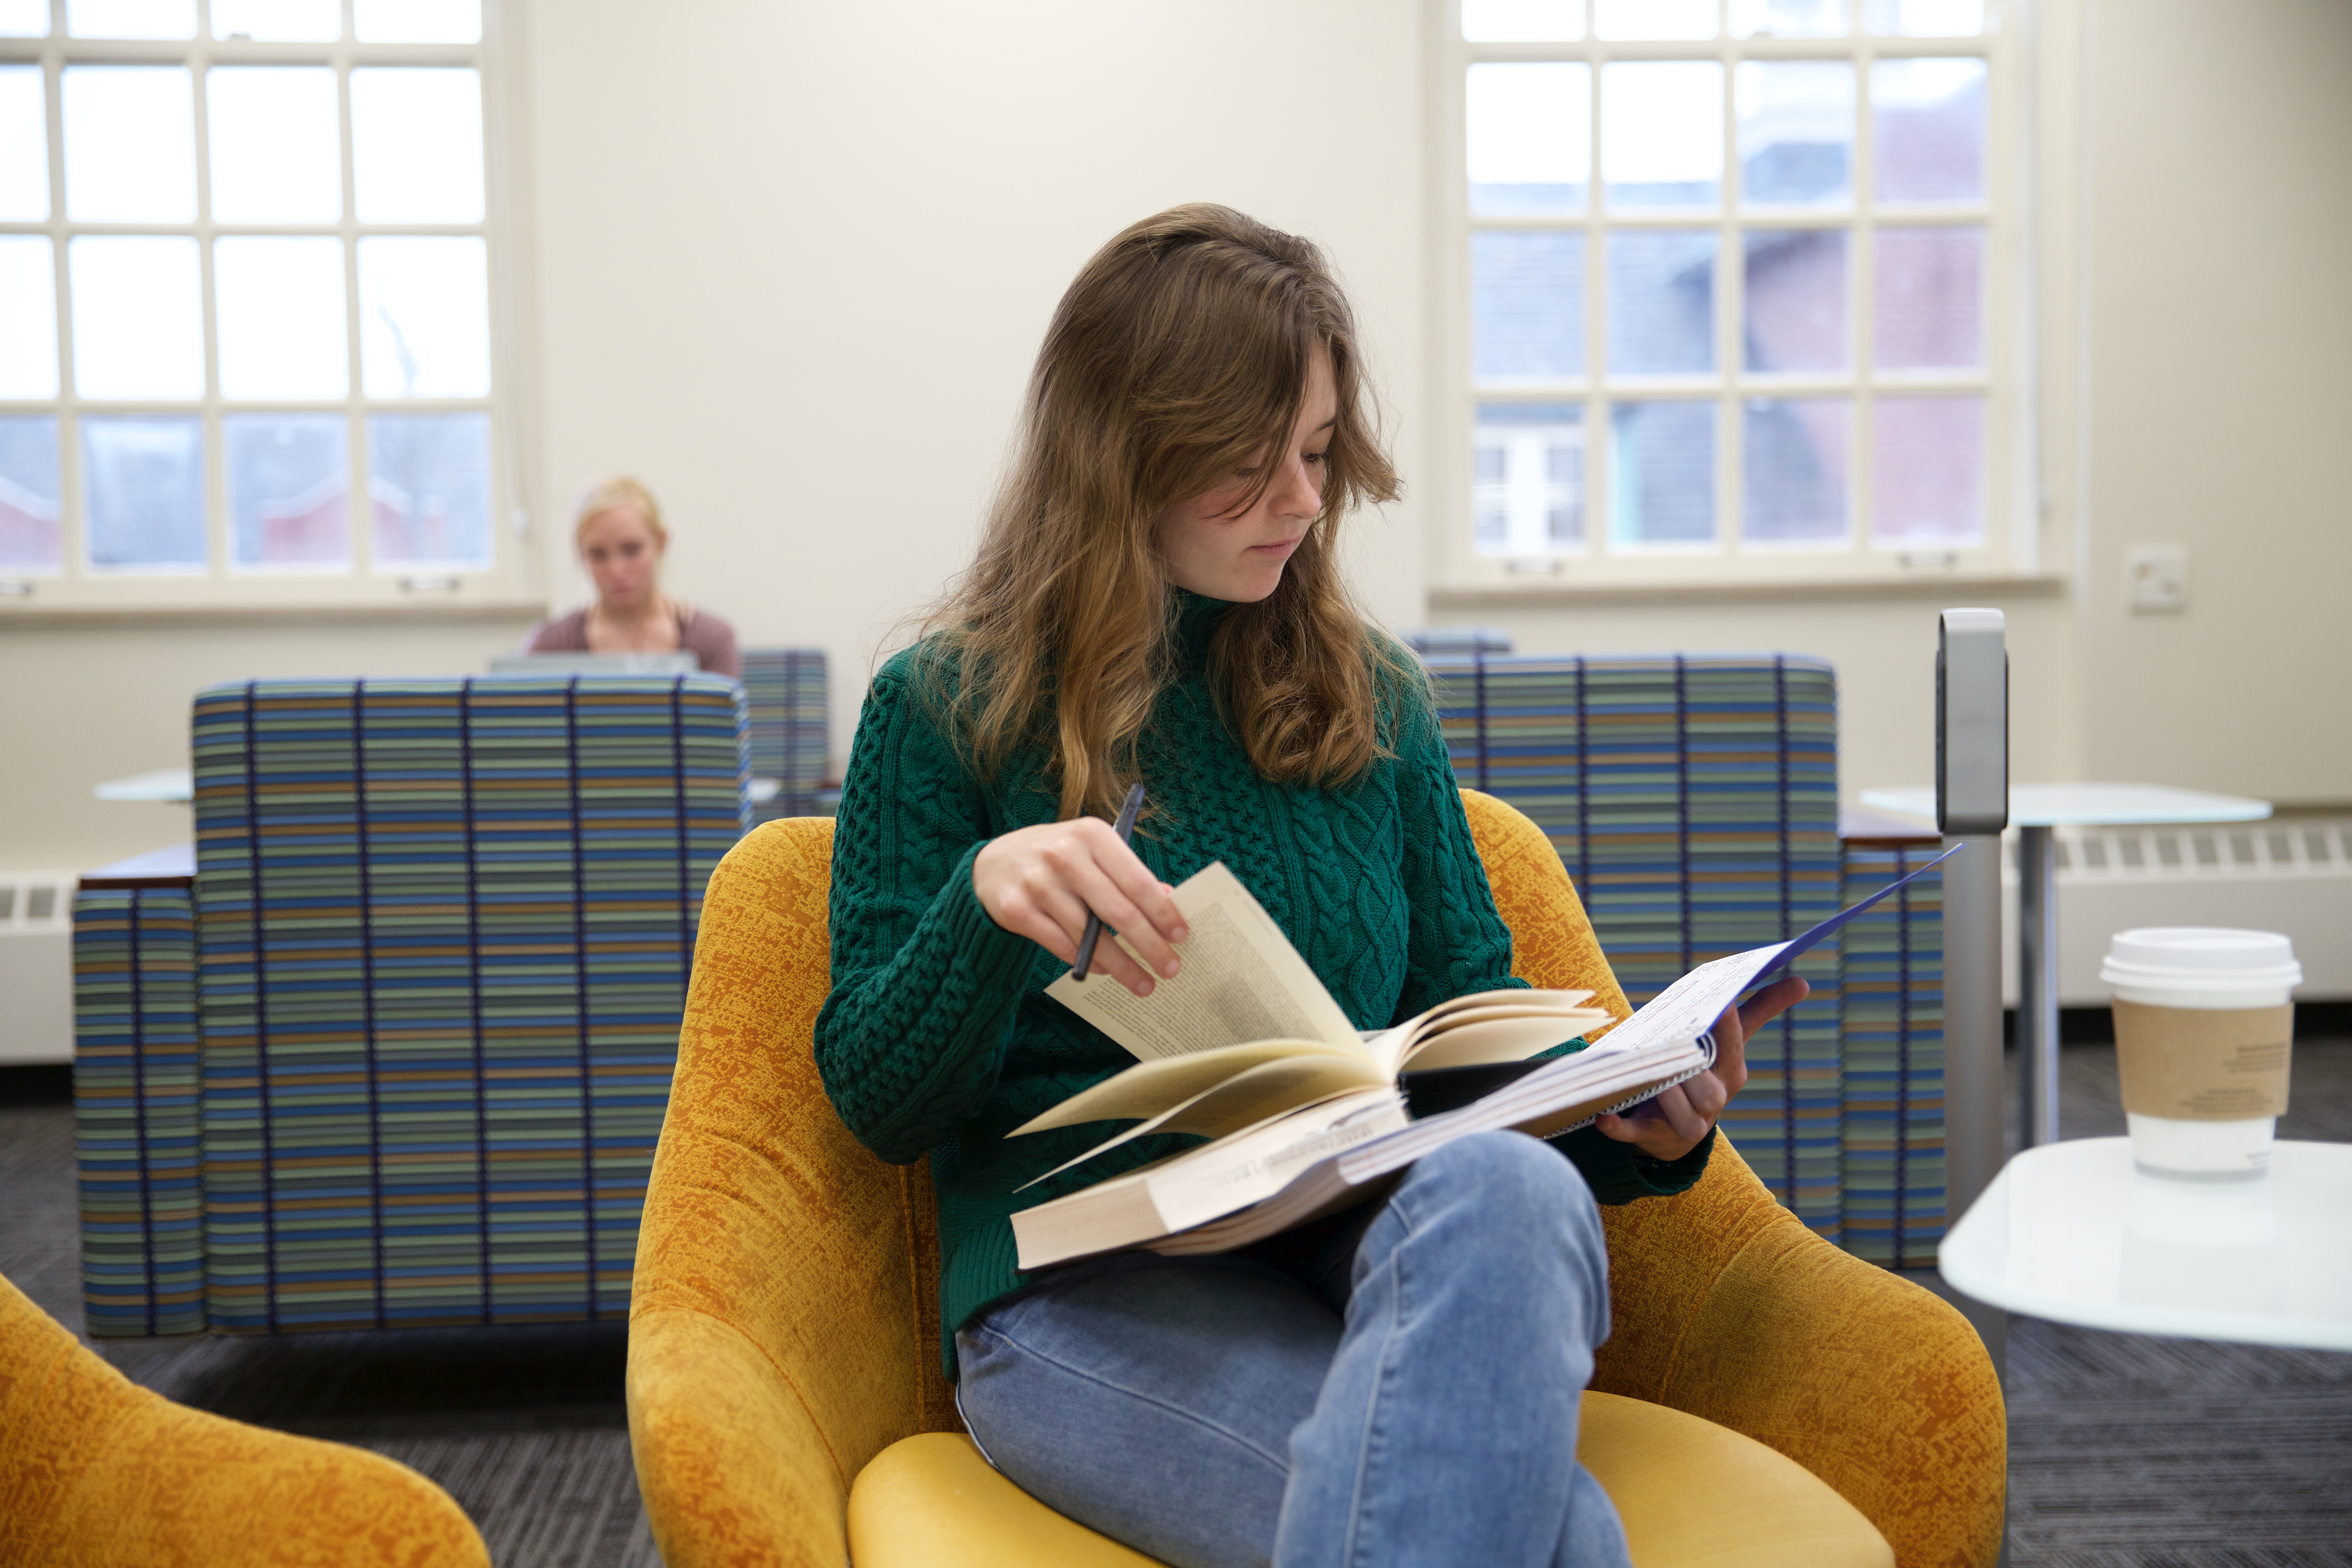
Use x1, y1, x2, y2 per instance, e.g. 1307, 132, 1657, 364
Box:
2016, 824, 2061, 1149
1941, 830, 2009, 1377
1936, 608, 2011, 1566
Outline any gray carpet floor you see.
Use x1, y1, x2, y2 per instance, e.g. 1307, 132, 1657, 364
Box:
5, 1040, 2348, 1567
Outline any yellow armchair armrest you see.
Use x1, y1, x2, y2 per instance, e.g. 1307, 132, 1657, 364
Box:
630, 818, 959, 1568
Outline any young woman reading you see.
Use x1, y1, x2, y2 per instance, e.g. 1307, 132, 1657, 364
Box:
815, 204, 1807, 1568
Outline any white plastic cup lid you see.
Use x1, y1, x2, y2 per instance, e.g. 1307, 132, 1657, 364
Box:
2100, 926, 2302, 991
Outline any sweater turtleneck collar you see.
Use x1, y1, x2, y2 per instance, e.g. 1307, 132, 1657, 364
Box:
1171, 588, 1230, 663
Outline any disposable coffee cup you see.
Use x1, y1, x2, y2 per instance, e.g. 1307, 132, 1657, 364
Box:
2100, 927, 2300, 1180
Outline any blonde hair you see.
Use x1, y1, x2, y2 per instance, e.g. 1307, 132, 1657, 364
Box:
919, 203, 1407, 823
572, 475, 667, 549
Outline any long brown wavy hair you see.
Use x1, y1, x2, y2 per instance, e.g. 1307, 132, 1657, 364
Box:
919, 203, 1408, 822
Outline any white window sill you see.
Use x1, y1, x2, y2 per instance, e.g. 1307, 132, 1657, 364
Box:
1426, 571, 2067, 609
0, 594, 548, 627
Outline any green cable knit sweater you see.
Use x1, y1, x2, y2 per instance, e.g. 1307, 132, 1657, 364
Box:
815, 594, 1712, 1372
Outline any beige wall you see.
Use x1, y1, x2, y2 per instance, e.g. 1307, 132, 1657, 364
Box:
2071, 0, 2352, 803
521, 0, 1433, 760
0, 615, 538, 870
1, 0, 2345, 876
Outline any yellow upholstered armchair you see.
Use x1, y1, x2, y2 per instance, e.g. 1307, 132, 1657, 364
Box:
627, 794, 2004, 1568
0, 1270, 488, 1567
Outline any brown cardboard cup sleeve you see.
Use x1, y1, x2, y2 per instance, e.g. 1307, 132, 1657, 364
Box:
2112, 1001, 2293, 1121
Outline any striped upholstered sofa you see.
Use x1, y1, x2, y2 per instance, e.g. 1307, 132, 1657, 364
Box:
72, 655, 1945, 1338
1424, 653, 1947, 1267
72, 675, 748, 1337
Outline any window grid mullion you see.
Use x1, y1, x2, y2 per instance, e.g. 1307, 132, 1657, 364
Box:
41, 44, 78, 579
191, 33, 224, 577
339, 46, 369, 574
0, 43, 473, 64
1584, 46, 1606, 558
1719, 31, 1738, 554
1464, 42, 1992, 63
27, 220, 489, 235
1470, 206, 1984, 230
1856, 36, 1878, 546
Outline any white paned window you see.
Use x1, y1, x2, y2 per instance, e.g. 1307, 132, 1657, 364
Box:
0, 0, 516, 604
1444, 0, 2020, 590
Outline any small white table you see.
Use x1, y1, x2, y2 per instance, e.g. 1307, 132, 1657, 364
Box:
93, 768, 194, 803
81, 842, 197, 886
1858, 783, 2272, 1148
1940, 1138, 2352, 1351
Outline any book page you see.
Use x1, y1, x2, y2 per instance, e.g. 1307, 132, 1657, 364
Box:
1136, 1034, 1714, 1264
1369, 988, 1599, 1075
1046, 862, 1362, 1060
1742, 841, 1962, 989
1411, 987, 1596, 1024
1009, 1089, 1407, 1269
1011, 1039, 1371, 1136
1327, 1033, 1716, 1189
1578, 943, 1790, 1060
1400, 1014, 1605, 1072
1014, 1055, 1392, 1192
1147, 1091, 1409, 1235
1507, 1077, 1695, 1141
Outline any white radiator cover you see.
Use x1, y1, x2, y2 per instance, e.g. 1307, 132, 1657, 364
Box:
0, 872, 76, 1066
1998, 820, 2352, 1008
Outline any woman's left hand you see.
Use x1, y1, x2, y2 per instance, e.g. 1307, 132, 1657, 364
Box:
1592, 975, 1809, 1161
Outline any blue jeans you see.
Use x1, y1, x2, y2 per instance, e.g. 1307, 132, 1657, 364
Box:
954, 1130, 1632, 1568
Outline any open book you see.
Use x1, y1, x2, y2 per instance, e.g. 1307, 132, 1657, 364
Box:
1008, 844, 1962, 1272
1018, 864, 1613, 1180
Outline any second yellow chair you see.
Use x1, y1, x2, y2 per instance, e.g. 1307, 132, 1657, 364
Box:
0, 1269, 488, 1568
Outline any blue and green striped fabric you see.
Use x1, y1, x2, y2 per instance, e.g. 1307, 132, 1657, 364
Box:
1422, 652, 1943, 1258
1837, 838, 1946, 1268
72, 887, 206, 1337
740, 648, 829, 822
81, 658, 1940, 1328
1424, 653, 1846, 1237
185, 675, 748, 1333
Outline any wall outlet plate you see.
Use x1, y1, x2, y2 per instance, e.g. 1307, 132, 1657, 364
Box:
2125, 543, 2190, 612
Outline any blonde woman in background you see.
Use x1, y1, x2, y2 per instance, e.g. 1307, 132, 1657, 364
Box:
520, 475, 742, 678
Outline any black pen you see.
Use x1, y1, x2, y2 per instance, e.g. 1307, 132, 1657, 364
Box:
1072, 780, 1147, 981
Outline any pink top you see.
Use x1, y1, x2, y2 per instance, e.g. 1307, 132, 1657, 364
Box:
520, 603, 742, 680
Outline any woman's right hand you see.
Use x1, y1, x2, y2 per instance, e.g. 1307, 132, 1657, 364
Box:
973, 821, 1189, 998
